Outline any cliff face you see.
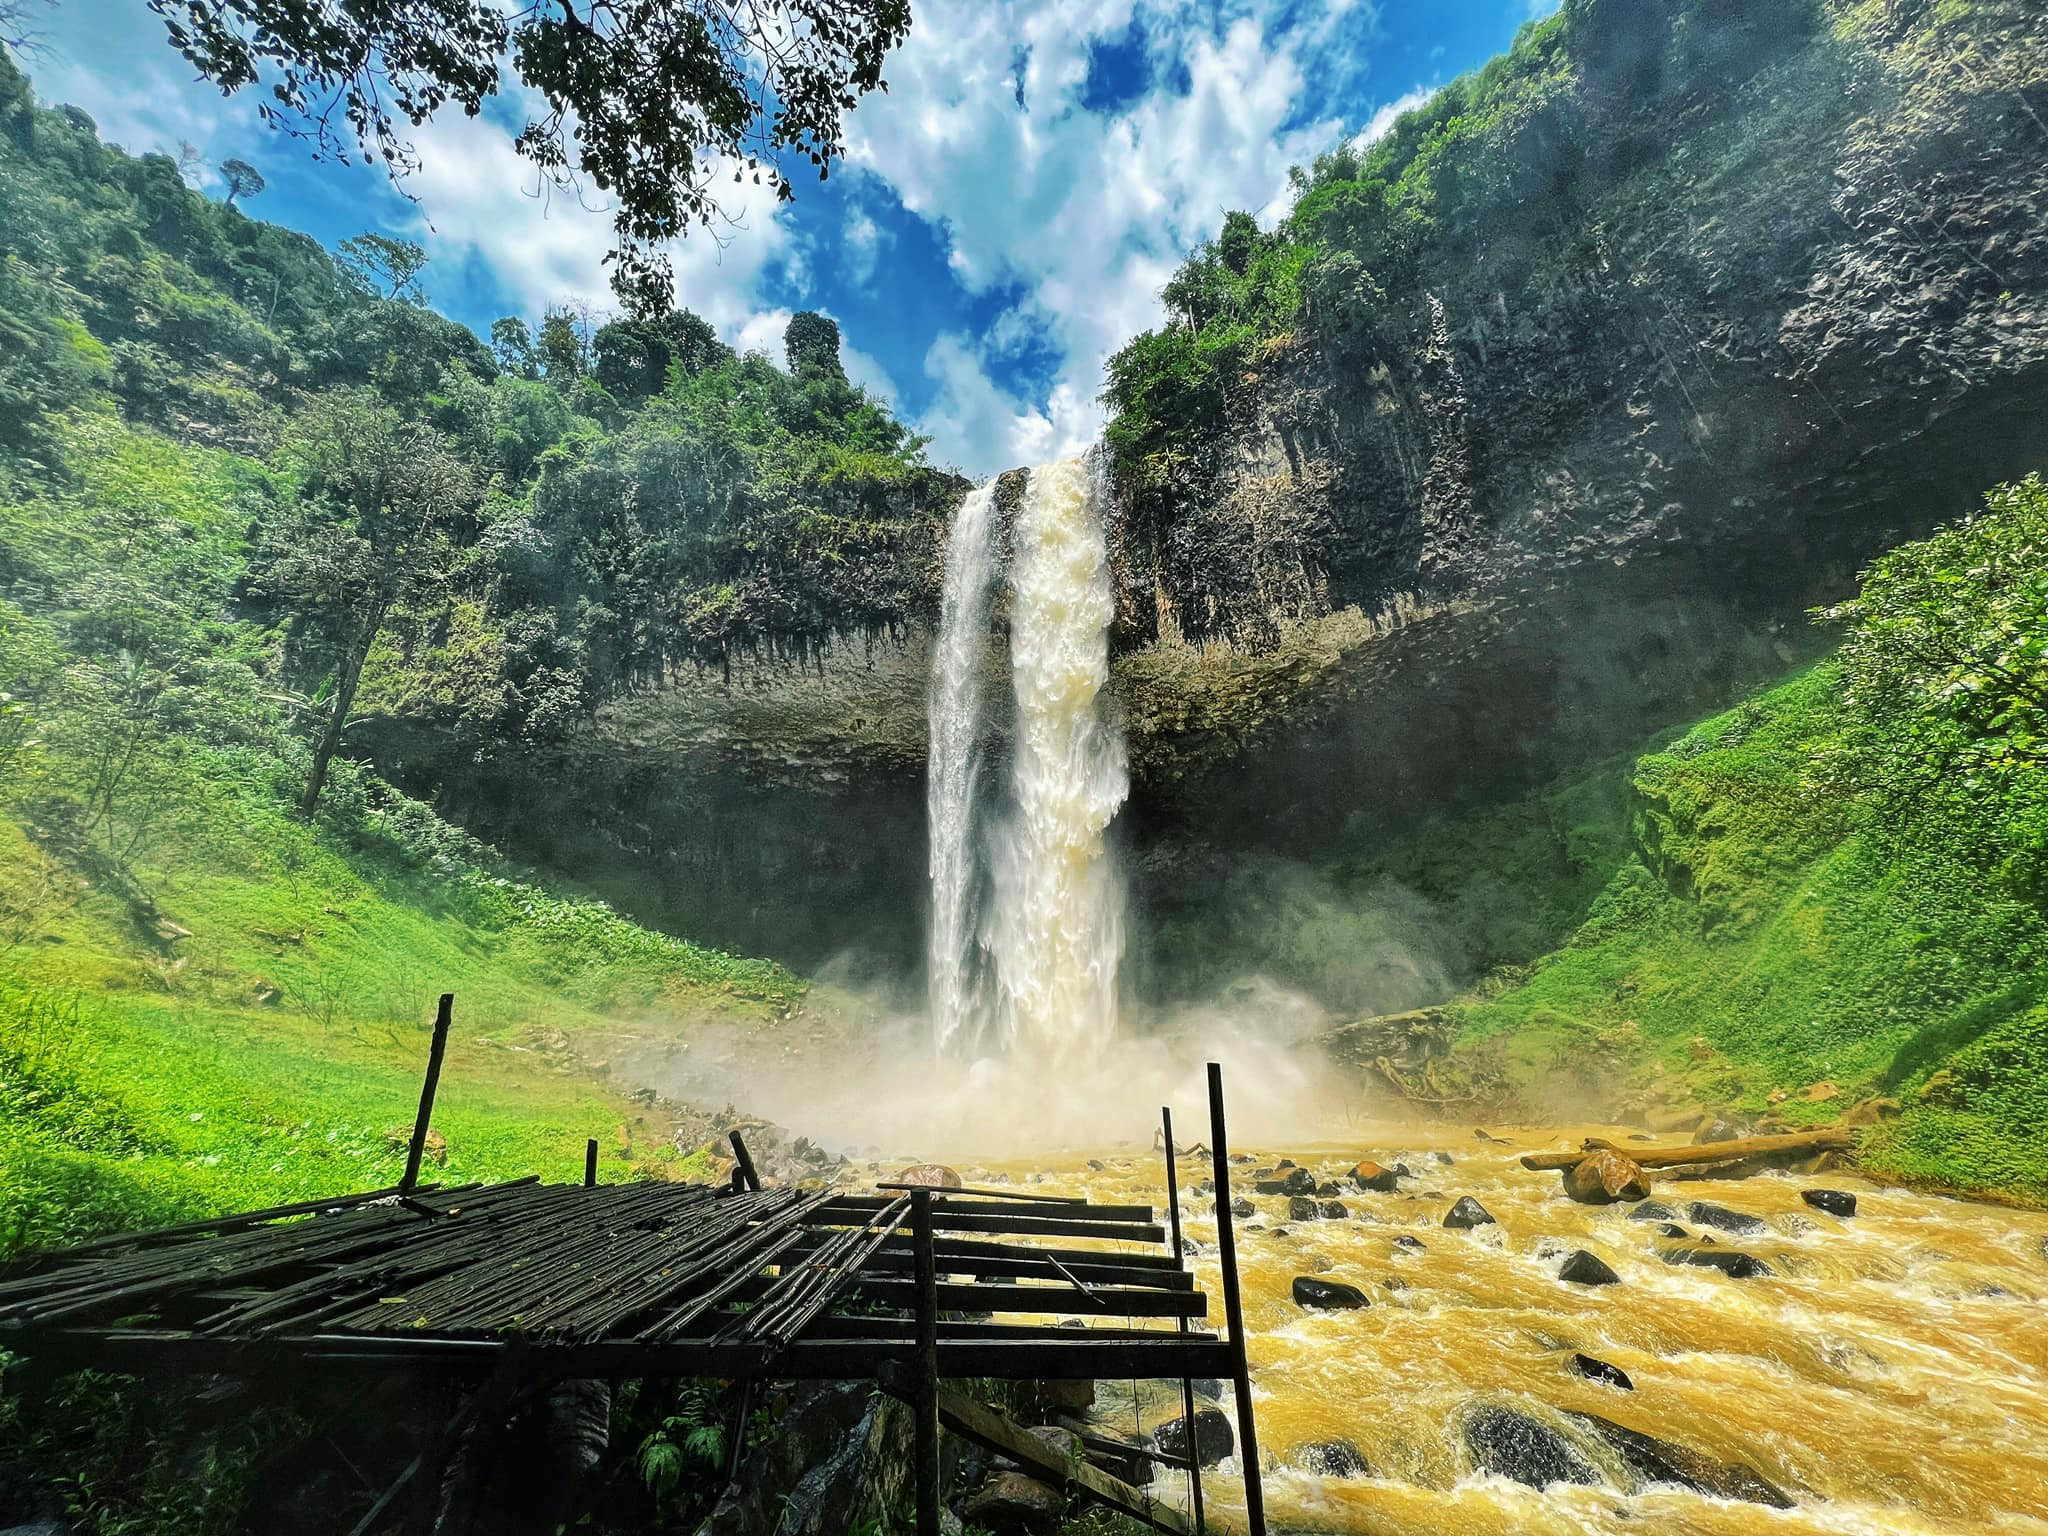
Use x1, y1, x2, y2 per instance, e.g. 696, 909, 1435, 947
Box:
372, 2, 2048, 982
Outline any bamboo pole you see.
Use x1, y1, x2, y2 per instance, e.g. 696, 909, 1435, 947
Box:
401, 994, 454, 1195
1163, 1105, 1206, 1535
1206, 1063, 1265, 1536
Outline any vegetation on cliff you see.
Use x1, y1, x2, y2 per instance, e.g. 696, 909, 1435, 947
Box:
1450, 476, 2048, 1199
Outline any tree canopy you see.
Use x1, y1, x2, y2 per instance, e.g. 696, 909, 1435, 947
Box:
143, 0, 911, 307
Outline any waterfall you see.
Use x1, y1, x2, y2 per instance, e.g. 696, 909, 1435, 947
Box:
925, 480, 999, 1057
926, 456, 1128, 1065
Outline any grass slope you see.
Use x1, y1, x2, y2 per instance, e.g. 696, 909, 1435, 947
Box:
1454, 663, 2048, 1201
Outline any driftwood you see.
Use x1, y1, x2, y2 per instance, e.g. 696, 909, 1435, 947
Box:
1521, 1128, 1855, 1173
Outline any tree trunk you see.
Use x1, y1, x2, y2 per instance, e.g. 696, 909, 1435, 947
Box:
299, 592, 388, 818
1519, 1128, 1855, 1173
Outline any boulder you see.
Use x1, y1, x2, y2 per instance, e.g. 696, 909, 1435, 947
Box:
1255, 1168, 1318, 1197
1462, 1405, 1600, 1489
1663, 1247, 1774, 1279
1687, 1202, 1766, 1236
1319, 1200, 1350, 1220
1292, 1439, 1370, 1477
1572, 1414, 1793, 1507
1568, 1353, 1633, 1391
1800, 1188, 1857, 1218
1316, 1181, 1343, 1198
1626, 1201, 1676, 1222
962, 1472, 1065, 1535
1229, 1198, 1254, 1219
1288, 1196, 1320, 1221
1797, 1080, 1840, 1103
1558, 1250, 1621, 1287
1351, 1160, 1400, 1193
1564, 1150, 1651, 1205
1841, 1096, 1902, 1127
1292, 1276, 1369, 1310
1443, 1196, 1496, 1230
1155, 1408, 1234, 1468
896, 1164, 962, 1189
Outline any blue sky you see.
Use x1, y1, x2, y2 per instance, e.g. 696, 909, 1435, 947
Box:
27, 0, 1558, 475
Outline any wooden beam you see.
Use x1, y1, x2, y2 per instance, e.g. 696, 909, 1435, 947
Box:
875, 1183, 1089, 1205
1208, 1063, 1265, 1536
934, 1387, 1195, 1536
822, 1196, 1156, 1224
912, 1188, 940, 1536
1164, 1103, 1206, 1536
1518, 1129, 1855, 1172
400, 994, 454, 1195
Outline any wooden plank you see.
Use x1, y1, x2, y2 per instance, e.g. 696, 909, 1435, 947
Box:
819, 1209, 1165, 1243
853, 1279, 1205, 1319
934, 1387, 1194, 1536
875, 1182, 1089, 1205
822, 1195, 1155, 1224
786, 1241, 1195, 1291
1517, 1129, 1856, 1172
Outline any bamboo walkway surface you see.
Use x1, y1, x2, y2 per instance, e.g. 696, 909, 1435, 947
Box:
0, 1175, 1231, 1382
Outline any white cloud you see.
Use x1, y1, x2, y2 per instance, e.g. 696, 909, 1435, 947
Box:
844, 0, 1356, 475
842, 207, 888, 288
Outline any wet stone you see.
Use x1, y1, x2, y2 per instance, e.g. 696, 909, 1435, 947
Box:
1292, 1439, 1371, 1477
1292, 1276, 1369, 1310
1316, 1180, 1343, 1198
1573, 1413, 1793, 1508
1559, 1250, 1621, 1286
1664, 1246, 1774, 1279
1155, 1408, 1234, 1469
1688, 1201, 1767, 1236
1229, 1198, 1254, 1219
1444, 1196, 1497, 1230
1801, 1189, 1857, 1218
1568, 1353, 1634, 1391
1393, 1235, 1427, 1253
963, 1471, 1066, 1535
1627, 1201, 1677, 1222
1463, 1404, 1601, 1489
1320, 1200, 1349, 1219
1256, 1168, 1318, 1197
1657, 1223, 1689, 1239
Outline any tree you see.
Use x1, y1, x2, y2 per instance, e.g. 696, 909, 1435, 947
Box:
784, 310, 844, 382
491, 316, 540, 379
536, 307, 590, 386
0, 0, 52, 54
219, 155, 264, 206
145, 0, 911, 305
257, 389, 475, 817
338, 232, 429, 301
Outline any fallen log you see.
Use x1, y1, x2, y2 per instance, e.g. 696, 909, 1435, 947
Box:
1520, 1128, 1854, 1173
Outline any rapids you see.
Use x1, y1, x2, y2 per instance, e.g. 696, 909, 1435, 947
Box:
939, 1123, 2048, 1535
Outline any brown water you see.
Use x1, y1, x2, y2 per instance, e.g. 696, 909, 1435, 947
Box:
945, 1124, 2048, 1536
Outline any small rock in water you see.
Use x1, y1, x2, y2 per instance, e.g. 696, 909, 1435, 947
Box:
1229, 1198, 1254, 1219
1155, 1407, 1234, 1468
1801, 1188, 1857, 1218
1382, 1275, 1407, 1291
1086, 1158, 1105, 1171
1664, 1246, 1774, 1279
1568, 1353, 1634, 1390
1351, 1160, 1400, 1193
1302, 1252, 1334, 1273
1656, 1223, 1689, 1239
1572, 1414, 1793, 1507
1565, 1150, 1651, 1205
1320, 1200, 1350, 1219
1288, 1197, 1320, 1221
1463, 1404, 1600, 1489
1688, 1201, 1767, 1236
1269, 1225, 1291, 1237
1316, 1180, 1343, 1198
1443, 1196, 1496, 1230
1627, 1201, 1677, 1222
1432, 1151, 1454, 1165
1293, 1439, 1371, 1477
1256, 1168, 1318, 1197
1559, 1250, 1621, 1286
1292, 1276, 1369, 1310
1393, 1234, 1427, 1253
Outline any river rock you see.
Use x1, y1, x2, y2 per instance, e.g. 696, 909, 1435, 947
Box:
1293, 1439, 1371, 1477
1351, 1160, 1400, 1193
1627, 1201, 1677, 1222
1083, 1437, 1150, 1486
1572, 1414, 1793, 1507
1443, 1196, 1496, 1229
1463, 1405, 1600, 1488
1155, 1408, 1234, 1468
1287, 1197, 1319, 1221
1664, 1246, 1774, 1279
1564, 1150, 1651, 1205
1229, 1198, 1254, 1219
1316, 1180, 1343, 1198
1559, 1250, 1621, 1286
1392, 1235, 1426, 1253
1568, 1353, 1633, 1390
1292, 1276, 1369, 1310
1256, 1168, 1317, 1197
1687, 1201, 1767, 1236
1656, 1223, 1689, 1238
896, 1163, 962, 1189
962, 1471, 1065, 1534
1800, 1189, 1857, 1217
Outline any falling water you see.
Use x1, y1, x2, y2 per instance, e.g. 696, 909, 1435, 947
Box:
926, 456, 1128, 1066
925, 481, 1000, 1057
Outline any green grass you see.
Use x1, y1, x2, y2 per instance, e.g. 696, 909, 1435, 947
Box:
0, 744, 792, 1252
1448, 665, 2048, 1201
